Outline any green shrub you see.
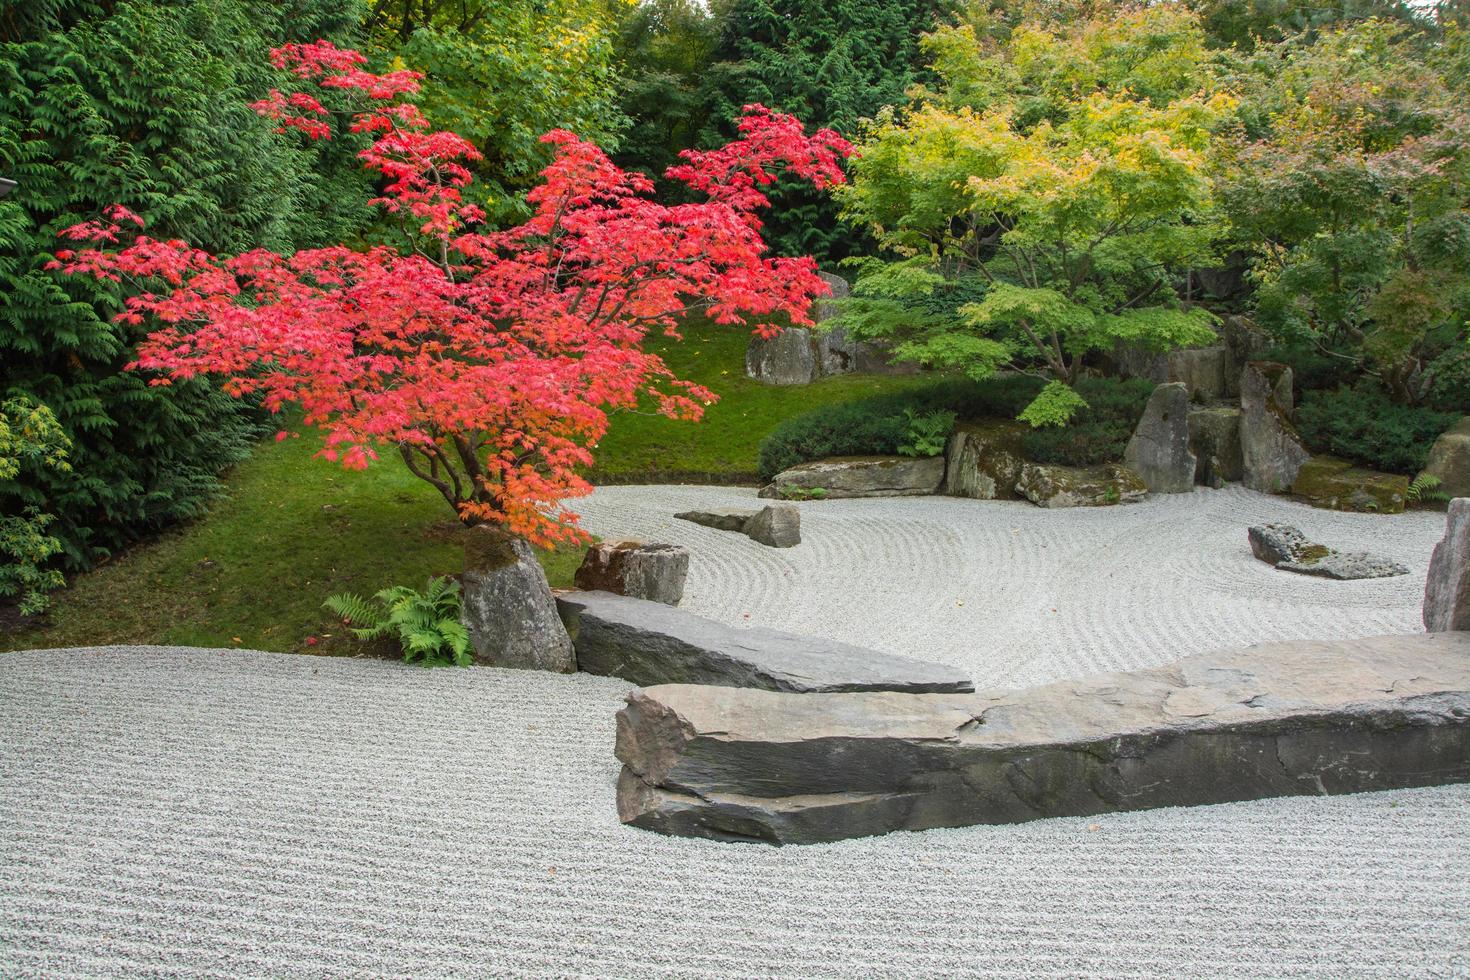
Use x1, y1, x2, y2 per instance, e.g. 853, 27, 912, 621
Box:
0, 0, 371, 569
0, 396, 70, 615
324, 577, 472, 667
756, 399, 909, 481
1021, 377, 1156, 466
1296, 386, 1458, 474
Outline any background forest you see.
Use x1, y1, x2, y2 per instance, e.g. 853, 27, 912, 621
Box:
3, 0, 1470, 627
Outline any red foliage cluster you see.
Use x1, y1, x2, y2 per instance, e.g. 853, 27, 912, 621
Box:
52, 42, 850, 546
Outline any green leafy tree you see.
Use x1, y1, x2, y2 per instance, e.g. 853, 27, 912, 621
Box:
0, 396, 71, 614
0, 0, 373, 568
1218, 19, 1470, 406
366, 0, 628, 218
690, 0, 951, 261
838, 6, 1230, 425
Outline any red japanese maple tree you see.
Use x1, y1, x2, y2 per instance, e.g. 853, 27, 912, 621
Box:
52, 41, 850, 546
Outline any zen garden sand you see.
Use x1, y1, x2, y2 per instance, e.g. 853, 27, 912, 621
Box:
3, 486, 1467, 977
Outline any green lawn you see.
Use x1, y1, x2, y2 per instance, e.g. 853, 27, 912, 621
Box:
5, 319, 927, 657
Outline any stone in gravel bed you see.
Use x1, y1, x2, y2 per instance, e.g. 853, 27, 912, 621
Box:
573, 540, 689, 606
1424, 498, 1470, 631
559, 590, 972, 694
674, 504, 801, 547
615, 632, 1470, 844
674, 507, 757, 532
1248, 523, 1407, 580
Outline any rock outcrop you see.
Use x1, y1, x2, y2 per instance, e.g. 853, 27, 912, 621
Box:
460, 528, 575, 672
1247, 523, 1407, 580
1015, 462, 1147, 508
1291, 456, 1408, 514
1425, 498, 1470, 631
760, 455, 945, 500
745, 327, 818, 386
1240, 361, 1310, 493
615, 633, 1470, 844
1423, 418, 1470, 498
944, 421, 1028, 500
1187, 405, 1244, 487
1124, 382, 1196, 493
573, 540, 689, 606
558, 590, 973, 694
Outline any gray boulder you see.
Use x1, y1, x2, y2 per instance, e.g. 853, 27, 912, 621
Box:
573, 540, 689, 606
1240, 361, 1310, 493
1423, 418, 1470, 498
1247, 523, 1407, 580
674, 504, 801, 548
1016, 462, 1147, 508
811, 272, 865, 376
558, 590, 972, 694
460, 528, 575, 672
1124, 382, 1196, 493
760, 455, 944, 500
944, 421, 1028, 500
1188, 405, 1243, 487
674, 507, 756, 533
745, 503, 801, 547
615, 632, 1470, 844
1113, 344, 1234, 402
1425, 498, 1470, 631
746, 327, 818, 385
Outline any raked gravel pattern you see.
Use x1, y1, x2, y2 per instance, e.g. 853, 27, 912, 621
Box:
3, 485, 1469, 978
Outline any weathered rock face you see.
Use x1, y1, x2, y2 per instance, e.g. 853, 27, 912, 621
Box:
1124, 382, 1196, 493
1424, 498, 1470, 631
460, 528, 575, 672
811, 272, 865, 376
745, 327, 818, 385
674, 504, 800, 547
759, 455, 945, 500
1247, 523, 1408, 580
1291, 456, 1408, 514
1240, 360, 1310, 493
1114, 345, 1234, 402
558, 590, 973, 694
1016, 462, 1147, 508
573, 540, 689, 606
745, 503, 801, 547
944, 421, 1028, 500
1188, 405, 1243, 487
615, 633, 1470, 844
1423, 418, 1470, 498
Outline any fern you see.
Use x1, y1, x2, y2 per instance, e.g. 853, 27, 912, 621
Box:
324, 576, 473, 667
1407, 473, 1452, 505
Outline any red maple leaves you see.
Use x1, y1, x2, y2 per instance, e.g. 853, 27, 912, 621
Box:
51, 42, 850, 546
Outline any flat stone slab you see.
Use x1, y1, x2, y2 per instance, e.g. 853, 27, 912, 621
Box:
674, 507, 756, 532
558, 590, 972, 694
759, 455, 945, 500
615, 633, 1470, 844
1249, 523, 1408, 580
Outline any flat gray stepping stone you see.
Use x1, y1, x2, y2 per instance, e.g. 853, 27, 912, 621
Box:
557, 590, 972, 694
615, 632, 1470, 844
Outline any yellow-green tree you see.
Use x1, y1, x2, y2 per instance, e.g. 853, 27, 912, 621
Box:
837, 5, 1232, 425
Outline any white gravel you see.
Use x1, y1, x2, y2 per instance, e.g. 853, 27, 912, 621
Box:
3, 485, 1469, 978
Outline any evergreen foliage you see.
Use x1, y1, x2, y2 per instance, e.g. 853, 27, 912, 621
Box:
0, 0, 372, 569
1295, 385, 1459, 474
324, 577, 472, 667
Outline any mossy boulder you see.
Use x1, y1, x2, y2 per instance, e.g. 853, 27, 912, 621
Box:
760, 455, 945, 499
944, 420, 1029, 500
1291, 456, 1408, 514
1015, 462, 1148, 509
1424, 418, 1470, 498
